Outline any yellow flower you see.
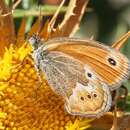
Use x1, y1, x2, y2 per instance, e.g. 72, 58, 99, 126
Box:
0, 43, 93, 129
66, 119, 94, 130
0, 0, 94, 129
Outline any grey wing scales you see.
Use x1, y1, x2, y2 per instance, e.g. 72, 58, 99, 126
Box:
41, 51, 87, 97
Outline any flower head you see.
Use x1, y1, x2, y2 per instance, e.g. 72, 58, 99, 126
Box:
0, 43, 92, 129
0, 0, 94, 129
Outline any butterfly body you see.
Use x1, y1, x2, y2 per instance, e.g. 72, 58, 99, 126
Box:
28, 34, 130, 117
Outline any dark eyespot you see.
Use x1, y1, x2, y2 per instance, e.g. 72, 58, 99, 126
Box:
108, 58, 116, 66
80, 97, 84, 101
87, 95, 91, 99
93, 93, 97, 98
87, 73, 92, 78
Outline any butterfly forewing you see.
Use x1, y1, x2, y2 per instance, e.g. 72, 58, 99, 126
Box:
43, 38, 130, 90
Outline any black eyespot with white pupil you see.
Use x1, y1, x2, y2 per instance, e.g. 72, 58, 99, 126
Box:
87, 73, 92, 78
108, 58, 116, 66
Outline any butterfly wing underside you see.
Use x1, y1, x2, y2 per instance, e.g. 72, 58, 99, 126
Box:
36, 50, 112, 117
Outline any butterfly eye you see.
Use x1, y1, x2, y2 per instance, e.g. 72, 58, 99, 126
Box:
108, 58, 116, 66
80, 96, 84, 101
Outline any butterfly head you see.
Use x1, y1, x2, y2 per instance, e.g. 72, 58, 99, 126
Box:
28, 34, 43, 50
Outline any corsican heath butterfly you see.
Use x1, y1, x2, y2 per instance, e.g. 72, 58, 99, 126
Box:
28, 34, 130, 117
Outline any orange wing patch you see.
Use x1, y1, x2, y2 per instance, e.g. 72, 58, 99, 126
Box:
45, 38, 130, 90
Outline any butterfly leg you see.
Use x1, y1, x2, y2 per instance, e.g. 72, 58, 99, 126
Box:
119, 85, 128, 99
118, 85, 128, 110
34, 63, 43, 83
33, 63, 44, 99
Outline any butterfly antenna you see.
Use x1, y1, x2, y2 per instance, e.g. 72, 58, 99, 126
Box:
36, 6, 43, 36
48, 0, 65, 32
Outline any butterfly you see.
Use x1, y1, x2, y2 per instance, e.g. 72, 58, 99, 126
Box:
28, 34, 130, 117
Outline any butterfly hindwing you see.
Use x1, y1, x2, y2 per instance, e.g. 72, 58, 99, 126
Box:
65, 64, 111, 117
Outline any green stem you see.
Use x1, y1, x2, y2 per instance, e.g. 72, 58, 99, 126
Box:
12, 5, 92, 18
13, 5, 67, 18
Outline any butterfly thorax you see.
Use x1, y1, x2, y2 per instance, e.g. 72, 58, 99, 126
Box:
33, 48, 49, 64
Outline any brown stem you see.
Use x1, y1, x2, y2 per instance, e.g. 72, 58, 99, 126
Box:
112, 31, 130, 50
0, 0, 16, 55
110, 90, 118, 130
